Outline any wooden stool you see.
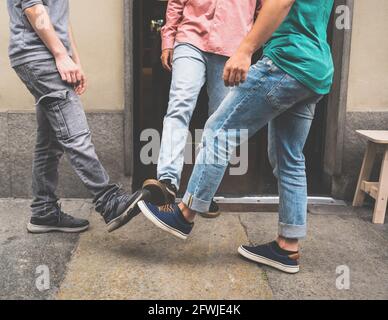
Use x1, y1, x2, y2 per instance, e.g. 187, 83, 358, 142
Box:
353, 130, 388, 224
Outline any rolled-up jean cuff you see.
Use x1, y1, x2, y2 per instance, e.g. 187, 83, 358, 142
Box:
182, 192, 211, 214
278, 222, 306, 239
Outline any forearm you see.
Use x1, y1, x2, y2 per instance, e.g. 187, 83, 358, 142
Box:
68, 24, 81, 65
238, 0, 295, 55
161, 0, 187, 50
24, 4, 68, 58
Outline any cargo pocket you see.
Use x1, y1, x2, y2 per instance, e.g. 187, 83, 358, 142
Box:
43, 91, 90, 141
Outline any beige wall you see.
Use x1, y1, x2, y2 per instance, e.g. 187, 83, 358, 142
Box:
347, 0, 388, 112
0, 0, 124, 112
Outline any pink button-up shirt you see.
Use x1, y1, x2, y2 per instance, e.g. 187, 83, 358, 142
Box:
161, 0, 259, 57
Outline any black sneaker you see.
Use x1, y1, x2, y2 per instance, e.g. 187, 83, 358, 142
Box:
159, 179, 178, 203
142, 179, 177, 205
27, 204, 89, 234
199, 199, 221, 219
238, 241, 300, 274
101, 188, 150, 233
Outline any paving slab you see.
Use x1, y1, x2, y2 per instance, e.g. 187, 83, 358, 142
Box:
240, 211, 388, 300
0, 199, 93, 300
57, 213, 273, 300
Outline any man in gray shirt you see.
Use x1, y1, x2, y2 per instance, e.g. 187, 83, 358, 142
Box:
8, 0, 71, 67
7, 0, 151, 233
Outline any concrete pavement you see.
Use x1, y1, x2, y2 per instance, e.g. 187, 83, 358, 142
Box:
0, 199, 93, 300
0, 199, 387, 300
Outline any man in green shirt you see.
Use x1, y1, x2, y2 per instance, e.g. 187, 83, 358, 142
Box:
137, 0, 335, 274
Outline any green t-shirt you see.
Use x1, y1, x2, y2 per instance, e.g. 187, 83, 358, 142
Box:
263, 0, 334, 95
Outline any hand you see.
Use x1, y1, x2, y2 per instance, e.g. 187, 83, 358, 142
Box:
55, 54, 87, 95
55, 54, 82, 85
74, 64, 87, 95
223, 50, 252, 87
161, 48, 173, 72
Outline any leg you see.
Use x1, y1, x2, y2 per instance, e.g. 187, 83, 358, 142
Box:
39, 89, 146, 231
13, 59, 115, 201
373, 147, 388, 224
138, 57, 321, 244
157, 44, 207, 189
237, 103, 319, 274
183, 58, 321, 213
31, 105, 64, 217
268, 120, 279, 179
139, 59, 320, 244
206, 53, 230, 116
353, 141, 377, 206
14, 59, 141, 233
39, 90, 115, 201
269, 103, 317, 239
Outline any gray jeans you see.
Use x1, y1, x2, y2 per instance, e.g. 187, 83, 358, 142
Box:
14, 58, 117, 217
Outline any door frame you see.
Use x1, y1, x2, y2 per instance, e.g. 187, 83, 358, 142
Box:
322, 0, 354, 195
123, 0, 134, 176
123, 0, 355, 196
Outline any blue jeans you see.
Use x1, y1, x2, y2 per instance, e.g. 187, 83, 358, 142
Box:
182, 57, 322, 239
157, 43, 230, 189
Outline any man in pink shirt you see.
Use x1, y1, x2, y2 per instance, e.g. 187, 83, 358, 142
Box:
143, 0, 259, 217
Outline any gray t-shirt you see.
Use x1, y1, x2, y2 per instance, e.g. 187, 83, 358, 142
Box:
7, 0, 71, 67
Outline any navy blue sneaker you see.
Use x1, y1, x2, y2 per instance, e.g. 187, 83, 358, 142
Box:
138, 201, 193, 240
238, 241, 300, 274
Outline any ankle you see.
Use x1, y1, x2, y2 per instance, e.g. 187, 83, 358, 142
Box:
178, 202, 196, 223
276, 236, 299, 252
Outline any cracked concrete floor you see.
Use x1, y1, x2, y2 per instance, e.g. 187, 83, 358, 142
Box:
0, 199, 387, 300
57, 210, 272, 300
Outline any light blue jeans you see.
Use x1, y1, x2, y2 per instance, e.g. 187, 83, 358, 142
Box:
157, 43, 230, 189
182, 57, 323, 239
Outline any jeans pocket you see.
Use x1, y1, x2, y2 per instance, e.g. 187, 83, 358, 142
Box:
14, 64, 34, 90
28, 58, 58, 80
266, 73, 312, 112
46, 91, 90, 141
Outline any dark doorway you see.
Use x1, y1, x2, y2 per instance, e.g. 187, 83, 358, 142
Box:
132, 0, 331, 197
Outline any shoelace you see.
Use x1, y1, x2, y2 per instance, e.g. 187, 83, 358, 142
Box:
115, 188, 131, 202
159, 203, 176, 213
54, 203, 73, 223
100, 185, 129, 216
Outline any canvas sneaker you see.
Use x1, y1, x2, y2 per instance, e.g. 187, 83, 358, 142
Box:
238, 241, 300, 274
138, 201, 193, 240
143, 179, 221, 218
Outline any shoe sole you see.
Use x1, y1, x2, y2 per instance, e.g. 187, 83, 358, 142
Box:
27, 223, 89, 234
142, 179, 173, 205
199, 210, 221, 219
138, 200, 188, 240
107, 192, 144, 233
238, 246, 300, 274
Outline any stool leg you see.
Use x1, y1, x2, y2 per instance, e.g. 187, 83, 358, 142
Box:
373, 147, 388, 224
353, 141, 377, 207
